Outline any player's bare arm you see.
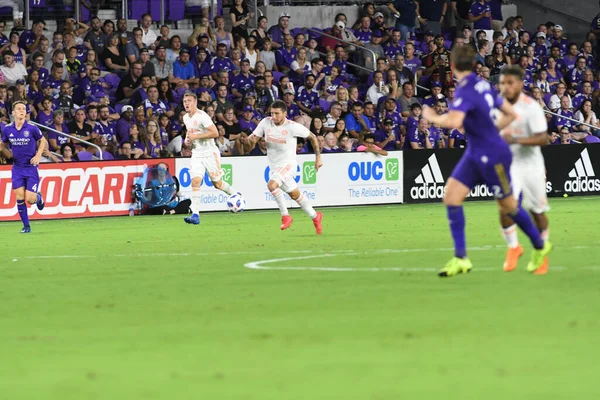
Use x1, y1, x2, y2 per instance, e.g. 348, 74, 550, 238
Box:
244, 133, 261, 147
503, 131, 549, 146
494, 99, 518, 131
30, 136, 47, 166
306, 133, 323, 171
422, 106, 466, 130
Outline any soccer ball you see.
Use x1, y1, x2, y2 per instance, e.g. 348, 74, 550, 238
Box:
227, 193, 246, 213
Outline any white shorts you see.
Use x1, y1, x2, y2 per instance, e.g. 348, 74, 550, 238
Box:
511, 161, 549, 214
190, 151, 224, 182
270, 162, 298, 193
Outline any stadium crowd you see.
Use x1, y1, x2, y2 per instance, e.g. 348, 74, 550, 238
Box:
0, 0, 599, 163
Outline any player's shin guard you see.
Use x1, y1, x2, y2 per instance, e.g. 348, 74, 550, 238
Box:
270, 188, 289, 216
190, 189, 201, 215
447, 205, 467, 258
508, 206, 544, 249
296, 193, 317, 219
218, 181, 235, 195
501, 225, 519, 248
17, 200, 29, 227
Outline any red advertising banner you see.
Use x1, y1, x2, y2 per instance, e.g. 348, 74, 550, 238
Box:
0, 159, 175, 221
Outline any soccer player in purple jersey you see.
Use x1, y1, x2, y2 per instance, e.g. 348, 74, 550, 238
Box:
422, 46, 552, 277
0, 101, 47, 233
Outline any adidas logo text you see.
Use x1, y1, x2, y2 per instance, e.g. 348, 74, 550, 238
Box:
564, 148, 600, 193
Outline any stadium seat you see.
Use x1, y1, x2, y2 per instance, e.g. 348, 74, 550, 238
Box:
128, 0, 148, 21
167, 0, 185, 22
272, 71, 285, 85
319, 99, 330, 112
0, 7, 12, 18
149, 0, 162, 22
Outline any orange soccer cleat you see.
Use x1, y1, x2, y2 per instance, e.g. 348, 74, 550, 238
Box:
503, 245, 524, 272
312, 212, 323, 235
280, 215, 293, 230
533, 257, 549, 275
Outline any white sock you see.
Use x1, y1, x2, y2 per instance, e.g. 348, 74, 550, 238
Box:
218, 181, 234, 195
541, 228, 549, 242
270, 188, 289, 216
296, 193, 317, 219
191, 189, 201, 215
502, 225, 519, 248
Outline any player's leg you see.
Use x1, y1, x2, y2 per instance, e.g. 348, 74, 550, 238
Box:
185, 157, 205, 225
524, 170, 551, 274
206, 151, 238, 196
13, 186, 30, 233
267, 179, 292, 230
438, 156, 479, 277
286, 185, 322, 235
500, 164, 523, 272
492, 162, 551, 273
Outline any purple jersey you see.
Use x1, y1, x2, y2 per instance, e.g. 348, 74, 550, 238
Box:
231, 73, 255, 96
287, 103, 301, 119
374, 128, 399, 151
449, 73, 513, 198
354, 29, 372, 45
275, 47, 297, 69
239, 118, 257, 133
561, 55, 577, 74
28, 67, 49, 82
95, 120, 117, 142
383, 42, 404, 60
36, 110, 54, 127
160, 128, 169, 147
406, 115, 419, 134
148, 141, 161, 158
449, 129, 466, 148
469, 1, 492, 30
428, 125, 442, 148
296, 86, 319, 109
210, 57, 236, 75
1, 121, 43, 167
549, 37, 569, 55
333, 59, 348, 75
48, 123, 70, 147
131, 139, 146, 154
403, 56, 422, 74
144, 99, 169, 118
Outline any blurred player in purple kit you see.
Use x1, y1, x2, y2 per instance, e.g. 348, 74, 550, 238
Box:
422, 46, 552, 277
0, 101, 47, 233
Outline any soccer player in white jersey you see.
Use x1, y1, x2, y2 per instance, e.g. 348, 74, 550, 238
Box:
498, 66, 551, 274
182, 92, 241, 225
244, 100, 324, 234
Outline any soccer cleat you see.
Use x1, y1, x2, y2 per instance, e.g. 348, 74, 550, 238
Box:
503, 245, 524, 272
438, 257, 473, 277
184, 214, 200, 225
526, 241, 553, 273
21, 226, 31, 234
533, 257, 549, 275
312, 212, 323, 235
36, 193, 45, 210
280, 215, 293, 230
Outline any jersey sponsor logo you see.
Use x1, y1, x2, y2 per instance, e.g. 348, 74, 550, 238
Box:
347, 159, 399, 182
564, 148, 600, 193
410, 154, 493, 200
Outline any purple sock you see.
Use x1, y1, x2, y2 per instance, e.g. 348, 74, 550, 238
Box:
17, 200, 29, 227
447, 205, 467, 258
508, 206, 544, 250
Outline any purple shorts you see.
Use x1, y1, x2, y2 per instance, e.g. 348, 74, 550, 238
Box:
451, 151, 513, 199
12, 166, 40, 193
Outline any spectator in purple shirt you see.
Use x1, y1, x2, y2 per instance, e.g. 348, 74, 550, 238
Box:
19, 20, 45, 54
296, 74, 320, 115
231, 59, 255, 100
374, 118, 401, 151
569, 57, 587, 85
267, 13, 291, 49
552, 96, 575, 132
210, 43, 236, 80
47, 110, 71, 151
275, 34, 297, 73
239, 105, 258, 133
116, 105, 135, 144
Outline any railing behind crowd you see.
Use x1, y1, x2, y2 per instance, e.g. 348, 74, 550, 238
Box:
28, 121, 104, 161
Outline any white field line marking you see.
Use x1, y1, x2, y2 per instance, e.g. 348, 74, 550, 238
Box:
11, 246, 501, 260
10, 245, 599, 261
243, 253, 568, 272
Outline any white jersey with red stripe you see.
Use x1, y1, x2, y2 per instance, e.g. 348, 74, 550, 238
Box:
252, 117, 311, 167
184, 109, 219, 158
501, 93, 548, 167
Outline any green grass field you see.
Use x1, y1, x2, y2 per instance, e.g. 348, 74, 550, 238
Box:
1, 198, 600, 400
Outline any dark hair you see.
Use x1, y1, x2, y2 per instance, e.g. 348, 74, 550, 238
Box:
271, 100, 288, 113
60, 142, 75, 155
451, 45, 476, 72
364, 133, 375, 142
157, 78, 174, 102
501, 65, 525, 80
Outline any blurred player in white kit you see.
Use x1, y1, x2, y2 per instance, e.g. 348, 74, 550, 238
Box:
182, 92, 241, 225
498, 66, 551, 274
244, 100, 324, 234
